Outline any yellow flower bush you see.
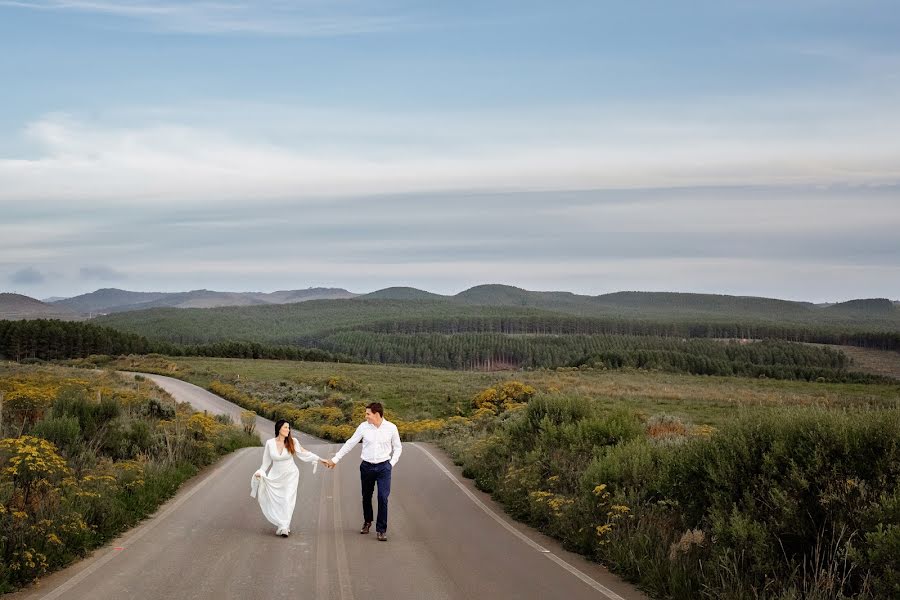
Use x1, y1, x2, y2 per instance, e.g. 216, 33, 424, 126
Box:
186, 413, 223, 441
472, 381, 536, 414
0, 436, 70, 501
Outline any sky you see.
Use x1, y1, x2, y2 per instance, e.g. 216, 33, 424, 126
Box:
1, 1, 899, 302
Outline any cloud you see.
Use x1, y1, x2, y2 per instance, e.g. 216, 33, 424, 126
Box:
80, 265, 128, 281
9, 267, 45, 284
2, 104, 900, 208
0, 1, 406, 36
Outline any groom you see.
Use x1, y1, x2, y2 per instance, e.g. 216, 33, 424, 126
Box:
326, 402, 402, 541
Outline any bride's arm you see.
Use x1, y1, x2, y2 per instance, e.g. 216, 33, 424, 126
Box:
255, 440, 273, 477
292, 437, 322, 463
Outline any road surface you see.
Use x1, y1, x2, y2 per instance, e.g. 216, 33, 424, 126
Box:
13, 373, 648, 600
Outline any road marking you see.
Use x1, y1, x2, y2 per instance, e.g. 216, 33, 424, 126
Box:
316, 470, 331, 600
332, 465, 355, 600
33, 450, 249, 600
411, 443, 628, 600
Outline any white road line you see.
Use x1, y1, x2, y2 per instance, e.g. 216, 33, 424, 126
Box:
34, 450, 249, 600
332, 465, 355, 600
316, 470, 331, 600
411, 443, 628, 600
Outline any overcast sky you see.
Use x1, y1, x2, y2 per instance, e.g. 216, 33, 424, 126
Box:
1, 1, 899, 302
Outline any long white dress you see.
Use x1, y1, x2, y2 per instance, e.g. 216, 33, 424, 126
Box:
251, 437, 321, 535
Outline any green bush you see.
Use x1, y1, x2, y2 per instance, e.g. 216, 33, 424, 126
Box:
445, 396, 900, 599
31, 416, 81, 455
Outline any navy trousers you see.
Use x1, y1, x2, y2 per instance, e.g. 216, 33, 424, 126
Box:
360, 460, 392, 533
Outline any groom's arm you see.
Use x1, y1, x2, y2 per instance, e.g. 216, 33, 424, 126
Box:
389, 423, 402, 467
331, 423, 366, 465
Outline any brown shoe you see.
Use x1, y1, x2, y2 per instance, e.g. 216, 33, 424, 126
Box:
377, 531, 387, 542
360, 522, 372, 534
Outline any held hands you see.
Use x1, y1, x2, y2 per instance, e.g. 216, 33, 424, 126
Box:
321, 459, 336, 469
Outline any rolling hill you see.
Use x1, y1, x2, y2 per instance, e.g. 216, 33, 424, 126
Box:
360, 287, 447, 301
0, 293, 82, 321
51, 287, 357, 314
91, 285, 900, 349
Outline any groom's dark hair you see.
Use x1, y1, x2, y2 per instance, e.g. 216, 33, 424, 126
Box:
366, 402, 384, 417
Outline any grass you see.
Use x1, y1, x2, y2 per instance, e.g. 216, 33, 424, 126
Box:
95, 354, 900, 426
827, 345, 900, 381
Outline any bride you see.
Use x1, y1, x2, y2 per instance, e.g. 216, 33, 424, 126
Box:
252, 419, 329, 537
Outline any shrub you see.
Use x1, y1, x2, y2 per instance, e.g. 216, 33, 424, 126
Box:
240, 410, 257, 435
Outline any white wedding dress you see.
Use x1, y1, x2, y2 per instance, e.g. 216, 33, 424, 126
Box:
251, 438, 321, 535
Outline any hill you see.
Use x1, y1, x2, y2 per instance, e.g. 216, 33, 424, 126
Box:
362, 287, 447, 301
592, 291, 817, 319
52, 287, 357, 314
0, 293, 82, 321
246, 287, 357, 304
93, 286, 900, 348
93, 298, 557, 344
454, 284, 593, 312
823, 298, 897, 317
53, 288, 170, 314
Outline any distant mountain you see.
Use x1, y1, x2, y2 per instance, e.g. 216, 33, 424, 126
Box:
454, 284, 594, 313
823, 298, 897, 317
448, 285, 825, 320
51, 287, 357, 315
362, 287, 447, 301
34, 284, 900, 326
41, 296, 68, 303
592, 291, 817, 318
53, 289, 170, 314
111, 290, 270, 312
0, 293, 82, 321
247, 288, 358, 304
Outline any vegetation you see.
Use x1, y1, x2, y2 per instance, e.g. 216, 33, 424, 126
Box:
9, 316, 894, 384
0, 363, 258, 592
0, 319, 153, 361
86, 354, 900, 426
315, 332, 885, 381
81, 354, 900, 599
446, 397, 900, 599
86, 295, 899, 375
0, 319, 351, 364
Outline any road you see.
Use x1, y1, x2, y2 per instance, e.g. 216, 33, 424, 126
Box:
13, 373, 648, 600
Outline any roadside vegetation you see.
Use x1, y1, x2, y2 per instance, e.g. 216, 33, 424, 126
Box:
0, 363, 258, 592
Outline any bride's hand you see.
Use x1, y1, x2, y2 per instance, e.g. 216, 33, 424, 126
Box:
254, 472, 261, 479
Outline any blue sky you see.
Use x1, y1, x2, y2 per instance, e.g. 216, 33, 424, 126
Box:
1, 1, 899, 301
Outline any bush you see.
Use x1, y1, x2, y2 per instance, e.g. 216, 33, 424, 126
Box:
444, 395, 900, 599
30, 417, 81, 455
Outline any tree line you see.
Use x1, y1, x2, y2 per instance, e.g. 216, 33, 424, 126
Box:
344, 316, 900, 351
0, 319, 153, 361
0, 320, 350, 364
316, 331, 884, 382
2, 318, 894, 382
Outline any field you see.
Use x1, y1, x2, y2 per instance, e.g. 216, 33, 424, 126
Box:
823, 345, 900, 381
98, 354, 900, 426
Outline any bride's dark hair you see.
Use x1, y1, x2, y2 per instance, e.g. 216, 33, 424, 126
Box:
274, 419, 295, 455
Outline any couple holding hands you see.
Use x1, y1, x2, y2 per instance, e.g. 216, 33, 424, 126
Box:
252, 402, 401, 542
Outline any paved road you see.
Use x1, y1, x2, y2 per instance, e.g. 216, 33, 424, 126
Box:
14, 374, 648, 600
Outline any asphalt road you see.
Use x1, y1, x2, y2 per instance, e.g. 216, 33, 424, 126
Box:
13, 373, 648, 600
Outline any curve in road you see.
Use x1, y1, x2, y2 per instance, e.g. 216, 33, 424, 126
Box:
12, 373, 648, 600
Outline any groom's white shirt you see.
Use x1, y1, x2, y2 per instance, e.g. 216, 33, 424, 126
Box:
332, 420, 402, 466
